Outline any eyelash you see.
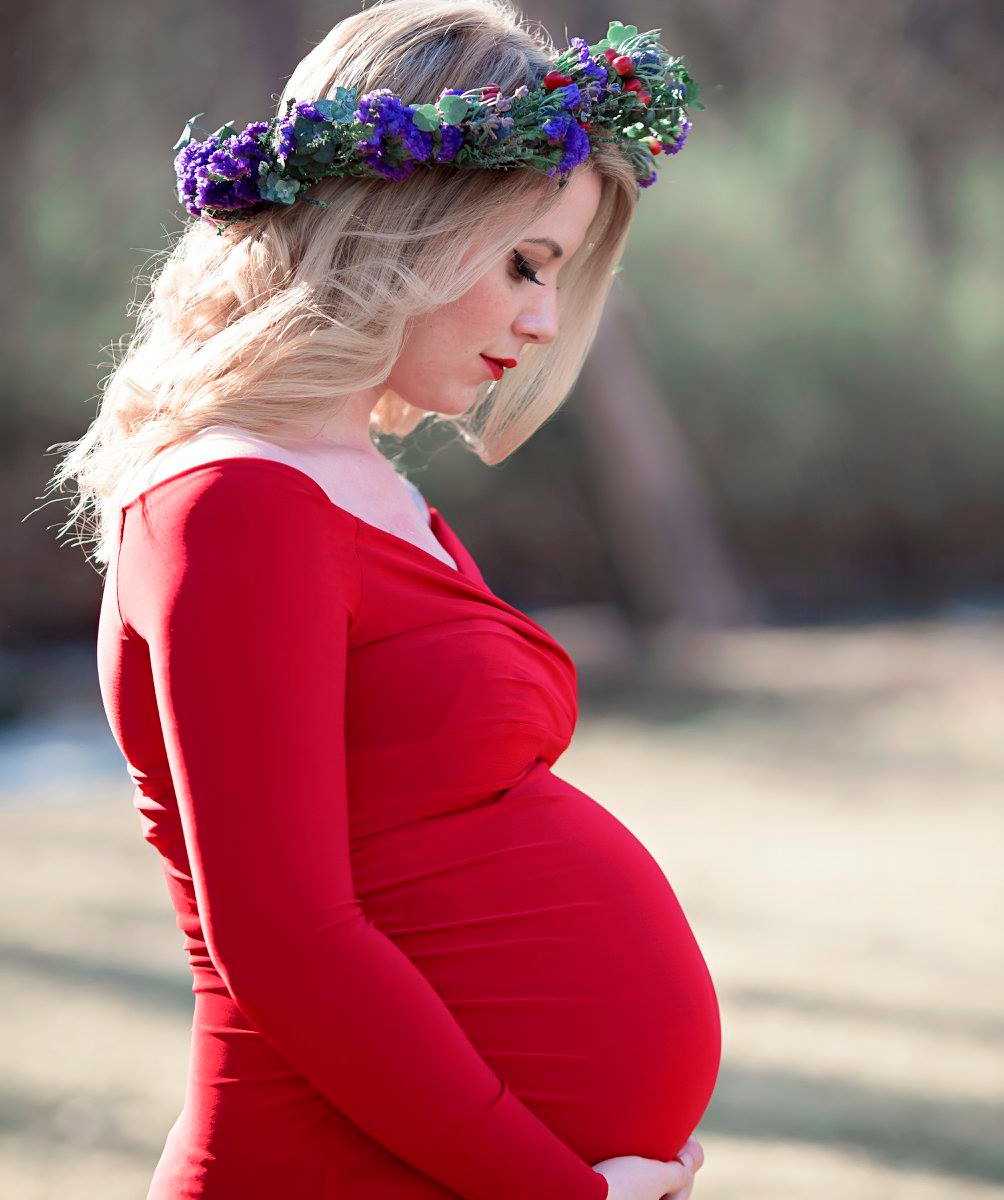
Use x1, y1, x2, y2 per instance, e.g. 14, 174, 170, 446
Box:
511, 249, 544, 286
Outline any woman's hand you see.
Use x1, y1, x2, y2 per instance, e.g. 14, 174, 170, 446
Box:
591, 1137, 704, 1200
660, 1136, 704, 1198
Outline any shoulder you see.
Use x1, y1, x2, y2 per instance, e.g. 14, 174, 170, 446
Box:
114, 427, 325, 510
119, 443, 357, 549
116, 453, 363, 635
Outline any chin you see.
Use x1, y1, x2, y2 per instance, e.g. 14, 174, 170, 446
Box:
432, 389, 484, 417
394, 377, 486, 419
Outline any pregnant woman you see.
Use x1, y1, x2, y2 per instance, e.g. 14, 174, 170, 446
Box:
62, 2, 720, 1196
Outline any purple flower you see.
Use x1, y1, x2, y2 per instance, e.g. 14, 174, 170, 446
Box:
275, 117, 297, 161
174, 139, 216, 216
369, 158, 420, 182
294, 101, 326, 123
567, 37, 594, 69
638, 169, 659, 188
542, 112, 574, 144
273, 104, 329, 164
557, 119, 591, 171
435, 124, 464, 163
581, 59, 611, 91
541, 112, 592, 177
557, 82, 582, 112
402, 121, 434, 161
566, 36, 616, 104
174, 120, 272, 217
665, 118, 692, 155
354, 88, 434, 178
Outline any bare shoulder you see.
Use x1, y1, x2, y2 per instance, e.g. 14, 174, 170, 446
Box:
115, 424, 430, 529
113, 427, 296, 509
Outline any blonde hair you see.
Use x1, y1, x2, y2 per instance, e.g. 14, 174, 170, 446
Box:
45, 0, 639, 569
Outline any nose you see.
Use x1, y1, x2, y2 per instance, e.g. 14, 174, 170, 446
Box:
513, 288, 559, 346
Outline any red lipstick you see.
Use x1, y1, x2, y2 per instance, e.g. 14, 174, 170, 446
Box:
480, 354, 518, 380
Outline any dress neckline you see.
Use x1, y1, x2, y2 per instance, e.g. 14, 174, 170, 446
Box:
118, 455, 579, 685
119, 456, 473, 586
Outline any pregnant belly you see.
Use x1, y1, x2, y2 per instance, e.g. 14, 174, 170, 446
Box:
351, 761, 723, 1165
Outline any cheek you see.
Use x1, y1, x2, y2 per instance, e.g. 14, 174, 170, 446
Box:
453, 277, 511, 335
404, 274, 512, 365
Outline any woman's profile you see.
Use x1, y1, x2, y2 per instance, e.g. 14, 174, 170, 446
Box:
50, 1, 717, 1196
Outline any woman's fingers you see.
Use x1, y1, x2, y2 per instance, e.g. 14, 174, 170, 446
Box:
676, 1135, 705, 1172
659, 1180, 693, 1200
659, 1137, 703, 1198
661, 1156, 692, 1195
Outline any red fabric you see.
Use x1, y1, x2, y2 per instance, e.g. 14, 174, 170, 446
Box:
97, 457, 721, 1198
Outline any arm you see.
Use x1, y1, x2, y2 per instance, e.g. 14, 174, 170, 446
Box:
119, 464, 607, 1200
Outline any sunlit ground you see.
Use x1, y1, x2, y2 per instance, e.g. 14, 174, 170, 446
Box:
1, 615, 1001, 1199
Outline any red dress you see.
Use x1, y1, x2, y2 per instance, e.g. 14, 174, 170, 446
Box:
97, 456, 721, 1199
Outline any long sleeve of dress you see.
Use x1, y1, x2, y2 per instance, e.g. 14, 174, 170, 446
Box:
116, 465, 609, 1200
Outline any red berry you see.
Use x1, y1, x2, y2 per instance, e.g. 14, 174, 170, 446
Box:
542, 71, 574, 90
637, 91, 652, 106
624, 78, 643, 93
612, 55, 635, 75
603, 48, 619, 62
644, 136, 662, 154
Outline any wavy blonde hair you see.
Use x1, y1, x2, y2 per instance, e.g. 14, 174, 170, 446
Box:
45, 0, 639, 569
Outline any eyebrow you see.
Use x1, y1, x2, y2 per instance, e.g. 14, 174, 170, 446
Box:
521, 237, 564, 259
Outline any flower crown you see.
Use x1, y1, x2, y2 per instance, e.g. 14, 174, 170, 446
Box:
174, 21, 702, 227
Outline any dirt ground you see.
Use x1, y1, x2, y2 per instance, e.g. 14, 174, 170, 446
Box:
2, 614, 1002, 1199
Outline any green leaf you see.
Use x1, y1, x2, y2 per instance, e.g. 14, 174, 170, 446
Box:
310, 142, 339, 164
210, 121, 237, 142
294, 114, 326, 141
332, 87, 361, 123
260, 172, 301, 205
607, 22, 639, 46
411, 104, 441, 132
310, 91, 357, 125
275, 178, 300, 204
172, 112, 205, 151
438, 94, 471, 125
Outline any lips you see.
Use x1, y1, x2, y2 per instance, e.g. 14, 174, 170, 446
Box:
480, 354, 518, 381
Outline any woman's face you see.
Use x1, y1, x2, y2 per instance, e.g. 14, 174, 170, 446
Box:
386, 165, 603, 416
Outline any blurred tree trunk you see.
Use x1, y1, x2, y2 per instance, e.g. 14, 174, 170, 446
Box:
573, 284, 765, 630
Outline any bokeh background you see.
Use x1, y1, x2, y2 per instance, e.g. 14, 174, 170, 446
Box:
2, 2, 1002, 1197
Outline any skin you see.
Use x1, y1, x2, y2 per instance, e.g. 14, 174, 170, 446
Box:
313, 163, 604, 453
594, 1135, 705, 1200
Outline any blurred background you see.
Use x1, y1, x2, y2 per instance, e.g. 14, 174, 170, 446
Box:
2, 1, 1002, 1197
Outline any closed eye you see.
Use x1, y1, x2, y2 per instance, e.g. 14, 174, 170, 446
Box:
511, 248, 545, 286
